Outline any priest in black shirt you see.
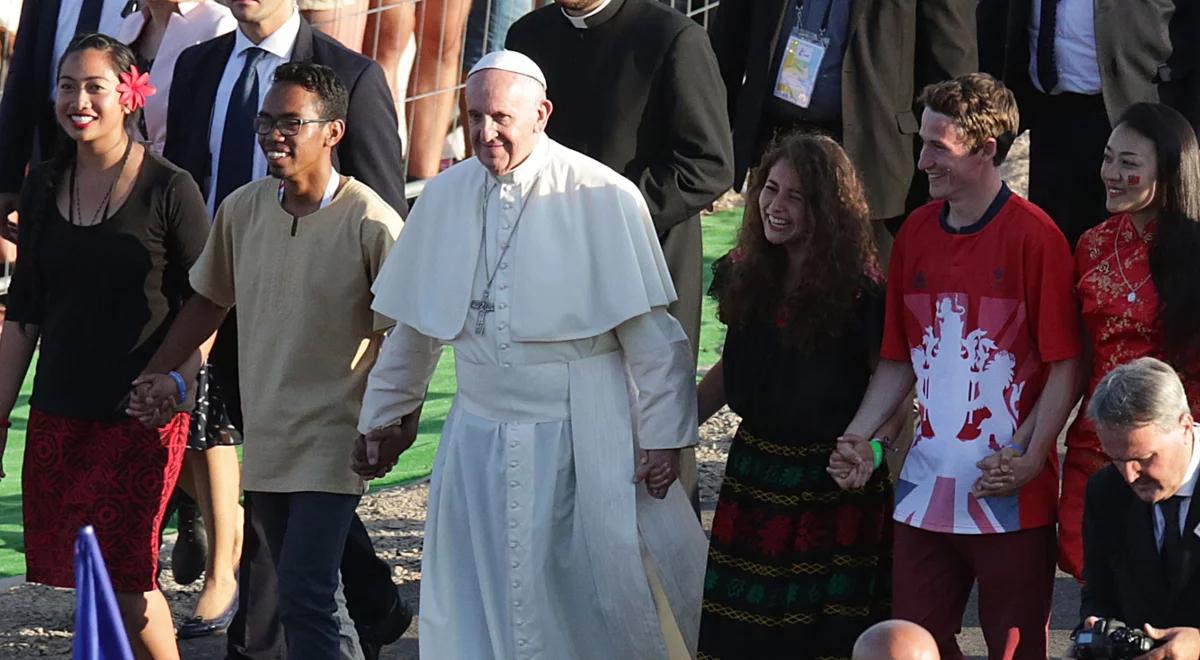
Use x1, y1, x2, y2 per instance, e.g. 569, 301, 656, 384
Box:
507, 0, 734, 511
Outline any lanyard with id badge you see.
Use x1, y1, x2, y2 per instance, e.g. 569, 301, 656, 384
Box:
773, 0, 836, 109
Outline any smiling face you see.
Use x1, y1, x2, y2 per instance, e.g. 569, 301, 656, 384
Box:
1098, 417, 1194, 504
917, 108, 996, 203
257, 82, 342, 181
758, 159, 807, 247
55, 49, 131, 144
465, 70, 551, 177
1101, 123, 1159, 217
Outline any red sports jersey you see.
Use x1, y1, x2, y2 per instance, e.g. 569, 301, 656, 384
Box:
882, 186, 1081, 534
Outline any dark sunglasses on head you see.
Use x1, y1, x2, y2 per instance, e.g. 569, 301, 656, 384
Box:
254, 116, 334, 136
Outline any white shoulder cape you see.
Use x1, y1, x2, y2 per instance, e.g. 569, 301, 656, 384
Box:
371, 137, 677, 341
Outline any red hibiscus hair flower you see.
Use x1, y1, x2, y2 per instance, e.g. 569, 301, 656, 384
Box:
116, 66, 156, 112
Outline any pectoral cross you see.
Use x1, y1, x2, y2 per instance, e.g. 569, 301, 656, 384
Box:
470, 290, 495, 335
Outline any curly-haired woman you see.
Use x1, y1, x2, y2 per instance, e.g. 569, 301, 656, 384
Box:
696, 132, 903, 659
0, 34, 209, 657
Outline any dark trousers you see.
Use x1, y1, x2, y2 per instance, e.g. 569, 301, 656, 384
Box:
892, 523, 1056, 660
226, 496, 397, 659
1027, 92, 1112, 248
217, 328, 399, 658
230, 491, 360, 660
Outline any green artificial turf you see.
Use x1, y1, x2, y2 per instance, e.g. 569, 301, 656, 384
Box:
0, 207, 743, 577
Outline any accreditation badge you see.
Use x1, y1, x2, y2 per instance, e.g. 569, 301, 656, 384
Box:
772, 29, 828, 109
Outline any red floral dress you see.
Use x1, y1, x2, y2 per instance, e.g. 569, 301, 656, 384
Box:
1059, 214, 1200, 579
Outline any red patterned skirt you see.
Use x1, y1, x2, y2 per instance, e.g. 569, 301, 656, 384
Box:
22, 409, 188, 593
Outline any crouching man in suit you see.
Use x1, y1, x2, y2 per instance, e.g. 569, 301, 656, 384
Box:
1075, 357, 1200, 659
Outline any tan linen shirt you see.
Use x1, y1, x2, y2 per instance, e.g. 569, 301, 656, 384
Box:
190, 176, 403, 494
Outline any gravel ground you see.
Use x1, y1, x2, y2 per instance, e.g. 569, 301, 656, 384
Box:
0, 410, 740, 659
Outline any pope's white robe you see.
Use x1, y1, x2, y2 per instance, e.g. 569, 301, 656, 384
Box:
360, 136, 707, 659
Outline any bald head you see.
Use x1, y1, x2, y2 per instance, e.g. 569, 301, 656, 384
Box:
852, 620, 940, 660
465, 69, 552, 177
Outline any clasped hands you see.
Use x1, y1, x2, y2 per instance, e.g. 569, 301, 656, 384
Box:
827, 434, 876, 490
971, 444, 1039, 498
352, 424, 418, 480
125, 373, 188, 429
634, 448, 681, 500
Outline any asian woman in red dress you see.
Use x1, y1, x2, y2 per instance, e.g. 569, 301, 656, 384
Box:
1058, 102, 1200, 579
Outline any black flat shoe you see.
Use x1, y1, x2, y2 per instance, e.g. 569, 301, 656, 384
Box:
172, 498, 208, 586
357, 593, 413, 660
176, 589, 238, 639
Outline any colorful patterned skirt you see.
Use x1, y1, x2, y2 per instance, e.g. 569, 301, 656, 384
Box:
22, 410, 188, 593
698, 424, 893, 660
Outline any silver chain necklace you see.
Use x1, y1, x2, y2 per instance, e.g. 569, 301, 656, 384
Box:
469, 172, 542, 335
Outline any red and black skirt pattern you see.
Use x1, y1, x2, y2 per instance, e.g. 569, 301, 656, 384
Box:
22, 409, 188, 593
698, 424, 893, 660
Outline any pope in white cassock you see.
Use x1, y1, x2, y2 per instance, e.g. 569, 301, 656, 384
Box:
355, 50, 707, 659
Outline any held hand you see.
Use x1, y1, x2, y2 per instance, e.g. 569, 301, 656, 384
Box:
127, 374, 178, 428
351, 424, 415, 479
827, 435, 873, 491
1135, 624, 1200, 660
633, 448, 680, 499
972, 447, 1038, 498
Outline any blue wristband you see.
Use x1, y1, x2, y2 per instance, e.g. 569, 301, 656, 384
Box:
167, 371, 187, 404
1003, 442, 1024, 456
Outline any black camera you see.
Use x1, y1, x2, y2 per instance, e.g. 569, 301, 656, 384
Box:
1073, 619, 1158, 659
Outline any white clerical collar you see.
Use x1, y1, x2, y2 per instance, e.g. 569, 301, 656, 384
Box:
1176, 425, 1200, 499
234, 7, 300, 60
562, 0, 614, 29
489, 134, 550, 187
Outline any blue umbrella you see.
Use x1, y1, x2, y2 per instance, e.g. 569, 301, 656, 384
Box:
73, 525, 134, 660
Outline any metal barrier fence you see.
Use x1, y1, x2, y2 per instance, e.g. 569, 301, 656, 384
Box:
301, 0, 720, 194
0, 0, 720, 199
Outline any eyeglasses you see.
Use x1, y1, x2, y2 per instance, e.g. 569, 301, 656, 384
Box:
254, 116, 334, 136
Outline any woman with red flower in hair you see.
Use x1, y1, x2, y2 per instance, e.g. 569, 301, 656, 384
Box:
697, 132, 905, 659
0, 33, 209, 657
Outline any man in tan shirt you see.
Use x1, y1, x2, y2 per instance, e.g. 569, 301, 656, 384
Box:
133, 62, 408, 658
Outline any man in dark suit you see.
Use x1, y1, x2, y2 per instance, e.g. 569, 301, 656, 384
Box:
1078, 357, 1200, 659
979, 0, 1199, 247
161, 1, 409, 658
707, 0, 976, 262
0, 0, 127, 222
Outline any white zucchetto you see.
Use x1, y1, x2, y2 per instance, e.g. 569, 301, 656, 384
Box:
467, 49, 548, 89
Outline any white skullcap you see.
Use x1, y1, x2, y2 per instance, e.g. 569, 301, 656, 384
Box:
467, 50, 547, 89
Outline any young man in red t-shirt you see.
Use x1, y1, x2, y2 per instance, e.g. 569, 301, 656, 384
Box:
829, 73, 1081, 659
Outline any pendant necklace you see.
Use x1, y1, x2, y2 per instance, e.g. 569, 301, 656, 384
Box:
70, 138, 132, 227
470, 172, 542, 335
1113, 218, 1152, 303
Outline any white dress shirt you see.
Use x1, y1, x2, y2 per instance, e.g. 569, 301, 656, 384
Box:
1027, 0, 1102, 95
1155, 428, 1199, 550
205, 8, 301, 214
51, 0, 127, 96
117, 1, 237, 154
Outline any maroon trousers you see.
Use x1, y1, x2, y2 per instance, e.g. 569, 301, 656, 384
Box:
892, 522, 1056, 660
